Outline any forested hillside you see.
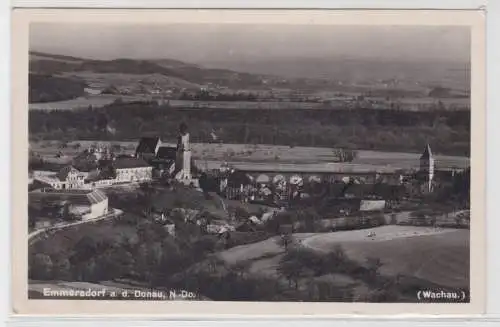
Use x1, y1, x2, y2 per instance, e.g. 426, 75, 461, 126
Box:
29, 74, 87, 103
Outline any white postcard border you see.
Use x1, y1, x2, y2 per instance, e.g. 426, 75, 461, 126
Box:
10, 8, 486, 317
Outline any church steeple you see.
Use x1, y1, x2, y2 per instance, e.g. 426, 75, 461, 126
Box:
419, 144, 435, 192
420, 144, 432, 161
175, 122, 192, 183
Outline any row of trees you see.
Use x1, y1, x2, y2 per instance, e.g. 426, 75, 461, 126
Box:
29, 103, 471, 156
179, 90, 259, 102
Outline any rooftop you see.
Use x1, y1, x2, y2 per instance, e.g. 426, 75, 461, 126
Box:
29, 189, 108, 206
420, 144, 433, 160
157, 146, 177, 160
135, 137, 161, 155
57, 166, 81, 181
113, 157, 151, 169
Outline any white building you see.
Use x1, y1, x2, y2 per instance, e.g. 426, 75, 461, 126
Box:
29, 188, 108, 220
33, 157, 153, 190
84, 87, 103, 96
113, 157, 153, 183
33, 166, 89, 190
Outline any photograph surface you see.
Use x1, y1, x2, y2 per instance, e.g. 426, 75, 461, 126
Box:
12, 9, 486, 316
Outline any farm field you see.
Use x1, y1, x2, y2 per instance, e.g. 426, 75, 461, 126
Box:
29, 95, 146, 111
30, 140, 470, 171
218, 226, 469, 289
28, 94, 469, 111
29, 95, 328, 111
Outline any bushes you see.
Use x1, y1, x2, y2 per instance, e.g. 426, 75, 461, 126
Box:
278, 245, 352, 278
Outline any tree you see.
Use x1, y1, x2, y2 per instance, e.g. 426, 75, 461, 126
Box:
277, 257, 302, 288
332, 148, 358, 163
29, 253, 53, 280
277, 252, 314, 290
61, 202, 77, 221
365, 257, 383, 281
231, 261, 250, 278
52, 257, 72, 281
206, 254, 225, 274
80, 258, 97, 282
276, 233, 295, 251
233, 206, 250, 221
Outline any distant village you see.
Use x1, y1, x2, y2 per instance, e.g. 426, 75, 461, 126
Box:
28, 122, 469, 233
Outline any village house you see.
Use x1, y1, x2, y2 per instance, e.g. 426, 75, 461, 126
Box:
33, 155, 153, 190
29, 188, 109, 220
84, 87, 102, 96
33, 166, 89, 190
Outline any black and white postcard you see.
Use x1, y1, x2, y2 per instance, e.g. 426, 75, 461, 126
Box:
11, 8, 486, 316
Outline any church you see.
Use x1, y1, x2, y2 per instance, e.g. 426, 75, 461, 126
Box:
135, 123, 198, 186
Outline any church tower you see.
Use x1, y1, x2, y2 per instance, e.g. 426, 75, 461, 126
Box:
175, 122, 192, 183
419, 144, 435, 192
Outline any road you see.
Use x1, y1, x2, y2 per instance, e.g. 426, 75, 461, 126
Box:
28, 208, 123, 246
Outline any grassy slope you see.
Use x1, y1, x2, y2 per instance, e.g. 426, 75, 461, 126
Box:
339, 230, 469, 288
218, 227, 469, 289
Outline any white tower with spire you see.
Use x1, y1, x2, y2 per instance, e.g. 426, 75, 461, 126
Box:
175, 122, 192, 184
419, 144, 435, 192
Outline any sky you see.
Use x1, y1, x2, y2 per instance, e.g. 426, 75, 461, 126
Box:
30, 23, 471, 64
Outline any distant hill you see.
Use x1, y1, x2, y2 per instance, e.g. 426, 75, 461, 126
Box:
29, 51, 271, 90
30, 51, 85, 63
28, 51, 471, 105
